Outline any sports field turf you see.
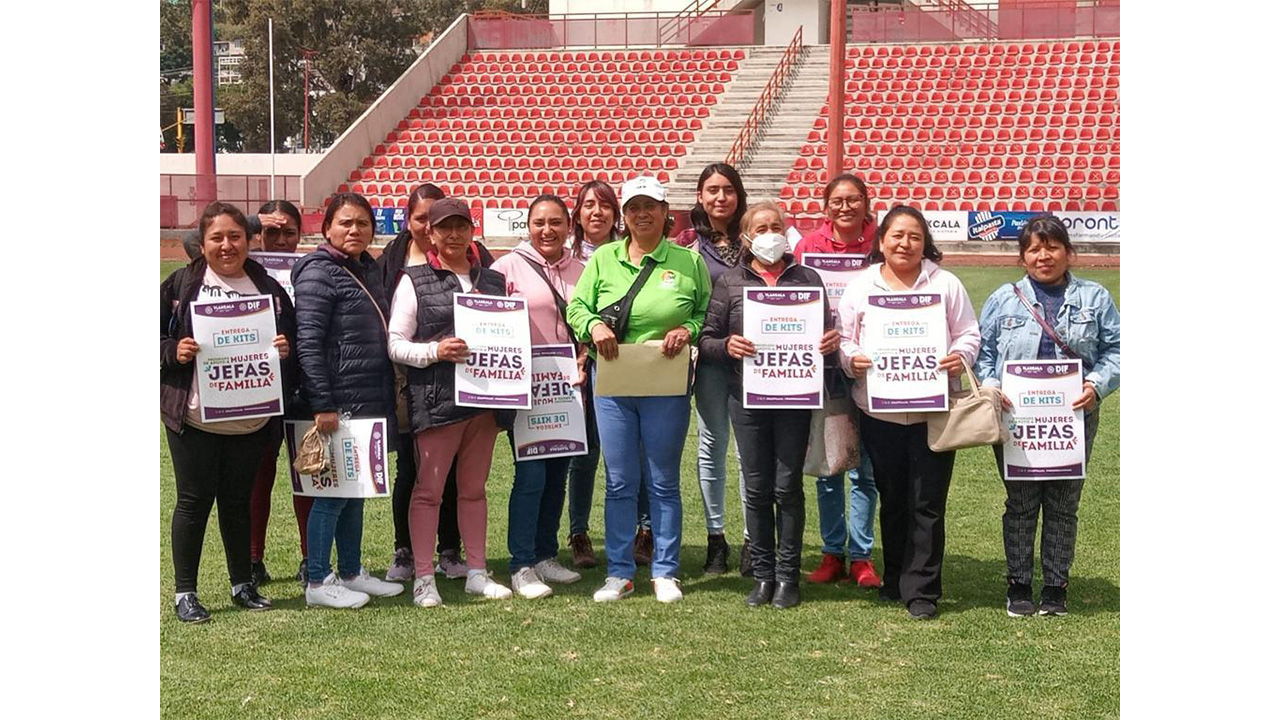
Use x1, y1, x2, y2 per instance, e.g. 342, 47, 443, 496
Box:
160, 261, 1120, 719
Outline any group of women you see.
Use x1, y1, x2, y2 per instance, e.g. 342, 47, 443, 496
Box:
161, 164, 1119, 622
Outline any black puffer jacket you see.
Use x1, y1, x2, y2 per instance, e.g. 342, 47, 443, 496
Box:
160, 256, 297, 433
291, 243, 396, 423
698, 254, 837, 400
403, 260, 508, 432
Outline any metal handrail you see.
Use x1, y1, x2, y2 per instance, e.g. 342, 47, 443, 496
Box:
659, 0, 722, 46
725, 28, 804, 168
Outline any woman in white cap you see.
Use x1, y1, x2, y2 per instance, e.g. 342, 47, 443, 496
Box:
566, 176, 712, 603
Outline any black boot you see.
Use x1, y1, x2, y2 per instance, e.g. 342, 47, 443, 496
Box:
251, 560, 271, 587
703, 533, 729, 575
746, 580, 776, 608
175, 594, 211, 624
771, 581, 801, 609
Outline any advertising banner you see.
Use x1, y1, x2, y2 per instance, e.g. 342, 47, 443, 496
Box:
862, 293, 949, 413
285, 418, 390, 498
454, 294, 532, 409
1001, 360, 1087, 480
513, 344, 588, 460
967, 210, 1039, 242
482, 207, 530, 238
741, 287, 825, 409
1058, 212, 1121, 243
189, 295, 283, 422
922, 211, 969, 242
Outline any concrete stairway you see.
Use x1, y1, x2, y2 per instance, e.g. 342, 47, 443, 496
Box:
665, 45, 831, 211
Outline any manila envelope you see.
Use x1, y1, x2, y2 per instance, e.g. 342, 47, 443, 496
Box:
594, 341, 691, 397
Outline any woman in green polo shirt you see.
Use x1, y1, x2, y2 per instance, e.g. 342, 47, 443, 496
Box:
567, 176, 712, 604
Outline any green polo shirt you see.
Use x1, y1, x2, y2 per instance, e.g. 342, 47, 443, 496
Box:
567, 236, 712, 352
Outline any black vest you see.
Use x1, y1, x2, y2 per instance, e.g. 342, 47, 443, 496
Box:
405, 262, 508, 432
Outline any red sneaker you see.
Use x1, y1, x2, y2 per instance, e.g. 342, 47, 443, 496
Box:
806, 553, 847, 584
848, 560, 883, 588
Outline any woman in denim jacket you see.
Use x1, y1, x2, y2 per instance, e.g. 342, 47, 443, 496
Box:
976, 215, 1120, 618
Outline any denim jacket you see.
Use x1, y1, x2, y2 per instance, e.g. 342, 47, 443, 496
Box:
976, 273, 1120, 400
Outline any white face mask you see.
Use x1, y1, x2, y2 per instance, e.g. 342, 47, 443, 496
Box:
749, 232, 788, 265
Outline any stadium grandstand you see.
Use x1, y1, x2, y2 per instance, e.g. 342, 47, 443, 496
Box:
160, 0, 1120, 254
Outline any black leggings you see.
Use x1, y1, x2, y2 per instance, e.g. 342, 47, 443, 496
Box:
392, 432, 460, 554
167, 424, 270, 594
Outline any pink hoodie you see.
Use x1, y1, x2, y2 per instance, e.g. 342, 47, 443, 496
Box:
490, 242, 585, 346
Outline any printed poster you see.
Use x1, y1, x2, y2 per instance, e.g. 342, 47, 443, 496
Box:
741, 287, 825, 409
513, 344, 588, 460
800, 252, 869, 308
249, 251, 304, 302
190, 294, 283, 422
862, 293, 949, 413
284, 418, 390, 498
454, 294, 532, 409
1001, 360, 1086, 480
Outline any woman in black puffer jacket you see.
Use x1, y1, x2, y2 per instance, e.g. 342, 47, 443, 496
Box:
291, 192, 404, 609
699, 201, 842, 611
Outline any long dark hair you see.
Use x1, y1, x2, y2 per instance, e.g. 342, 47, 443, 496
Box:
571, 180, 621, 259
690, 162, 747, 243
869, 205, 943, 264
406, 182, 445, 217
1018, 215, 1075, 259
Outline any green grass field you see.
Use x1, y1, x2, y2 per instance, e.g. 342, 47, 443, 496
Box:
160, 261, 1119, 719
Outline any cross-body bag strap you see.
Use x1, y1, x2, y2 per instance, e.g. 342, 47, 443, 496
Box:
517, 253, 570, 326
340, 265, 389, 337
604, 256, 658, 335
1012, 282, 1078, 360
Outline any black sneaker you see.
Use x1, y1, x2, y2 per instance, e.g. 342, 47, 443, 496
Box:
1039, 585, 1068, 616
1006, 582, 1035, 617
907, 599, 937, 620
232, 585, 273, 611
703, 533, 729, 575
175, 594, 211, 624
745, 580, 776, 608
771, 581, 801, 609
739, 539, 752, 576
251, 560, 271, 587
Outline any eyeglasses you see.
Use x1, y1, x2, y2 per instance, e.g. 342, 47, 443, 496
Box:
827, 196, 866, 209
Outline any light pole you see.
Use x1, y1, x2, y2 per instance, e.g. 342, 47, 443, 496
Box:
302, 48, 319, 152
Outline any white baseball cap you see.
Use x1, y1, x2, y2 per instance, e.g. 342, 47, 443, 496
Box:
620, 175, 667, 207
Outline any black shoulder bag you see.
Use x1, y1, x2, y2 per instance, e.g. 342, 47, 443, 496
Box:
517, 253, 570, 328
596, 256, 658, 342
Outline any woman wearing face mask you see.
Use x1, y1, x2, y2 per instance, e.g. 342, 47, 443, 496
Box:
673, 163, 751, 576
839, 205, 981, 620
161, 201, 296, 623
795, 174, 883, 589
567, 176, 712, 604
377, 183, 491, 584
699, 201, 840, 609
243, 199, 310, 587
563, 180, 653, 570
491, 195, 587, 599
388, 197, 513, 608
292, 192, 406, 609
976, 215, 1119, 617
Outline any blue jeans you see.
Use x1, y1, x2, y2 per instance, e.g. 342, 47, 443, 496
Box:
567, 373, 650, 535
693, 362, 745, 536
306, 497, 364, 583
593, 370, 690, 581
507, 435, 572, 572
815, 440, 877, 559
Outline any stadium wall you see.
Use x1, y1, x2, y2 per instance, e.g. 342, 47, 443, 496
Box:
299, 14, 470, 207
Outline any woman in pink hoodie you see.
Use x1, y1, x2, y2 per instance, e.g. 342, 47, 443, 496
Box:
490, 195, 588, 599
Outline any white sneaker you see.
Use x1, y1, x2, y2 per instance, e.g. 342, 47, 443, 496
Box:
436, 550, 469, 579
511, 566, 553, 599
534, 558, 582, 585
464, 571, 513, 600
593, 576, 635, 603
339, 567, 405, 598
653, 577, 684, 604
413, 575, 442, 608
306, 573, 370, 609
